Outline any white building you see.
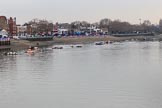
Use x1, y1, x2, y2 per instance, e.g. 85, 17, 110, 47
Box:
58, 29, 68, 35
0, 29, 8, 38
17, 25, 27, 36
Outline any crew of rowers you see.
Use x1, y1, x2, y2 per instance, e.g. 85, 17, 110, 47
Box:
25, 46, 39, 53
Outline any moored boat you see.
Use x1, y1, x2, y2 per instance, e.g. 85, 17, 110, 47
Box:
95, 42, 104, 45
76, 45, 83, 48
52, 46, 63, 49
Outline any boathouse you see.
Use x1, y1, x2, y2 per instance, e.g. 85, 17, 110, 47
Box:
0, 29, 10, 46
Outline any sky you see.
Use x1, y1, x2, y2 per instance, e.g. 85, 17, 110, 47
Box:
0, 0, 162, 25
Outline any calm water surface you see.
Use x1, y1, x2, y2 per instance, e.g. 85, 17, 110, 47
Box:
1, 42, 162, 108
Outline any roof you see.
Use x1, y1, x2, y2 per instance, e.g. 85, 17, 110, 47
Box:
0, 16, 7, 20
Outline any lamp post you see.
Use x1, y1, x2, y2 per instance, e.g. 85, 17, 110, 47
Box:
139, 18, 142, 25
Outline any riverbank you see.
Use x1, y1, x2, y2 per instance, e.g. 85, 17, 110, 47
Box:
0, 39, 55, 51
10, 39, 55, 50
53, 35, 162, 44
1, 35, 162, 51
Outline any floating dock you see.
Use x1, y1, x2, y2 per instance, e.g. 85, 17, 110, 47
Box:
0, 38, 11, 51
0, 38, 10, 46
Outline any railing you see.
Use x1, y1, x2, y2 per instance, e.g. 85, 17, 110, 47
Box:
0, 38, 10, 46
19, 36, 53, 41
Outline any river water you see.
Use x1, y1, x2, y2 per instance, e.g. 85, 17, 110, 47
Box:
0, 41, 162, 108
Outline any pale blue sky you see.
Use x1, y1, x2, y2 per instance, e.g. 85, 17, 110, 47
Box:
1, 0, 162, 24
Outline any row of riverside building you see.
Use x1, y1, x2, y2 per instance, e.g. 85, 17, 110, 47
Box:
0, 15, 109, 37
0, 16, 17, 36
0, 16, 18, 46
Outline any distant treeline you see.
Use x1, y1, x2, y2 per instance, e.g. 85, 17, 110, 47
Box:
24, 18, 162, 34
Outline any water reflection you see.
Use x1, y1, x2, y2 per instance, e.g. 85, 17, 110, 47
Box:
0, 42, 162, 108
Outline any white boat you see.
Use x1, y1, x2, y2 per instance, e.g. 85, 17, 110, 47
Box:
4, 51, 17, 55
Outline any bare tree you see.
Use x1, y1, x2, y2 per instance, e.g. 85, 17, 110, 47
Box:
27, 18, 54, 34
142, 20, 151, 32
99, 18, 111, 29
71, 21, 81, 31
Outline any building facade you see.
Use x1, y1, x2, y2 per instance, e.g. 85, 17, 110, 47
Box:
8, 17, 17, 36
0, 16, 8, 30
17, 25, 27, 36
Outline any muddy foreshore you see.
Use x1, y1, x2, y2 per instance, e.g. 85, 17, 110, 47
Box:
53, 35, 162, 45
1, 35, 162, 51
